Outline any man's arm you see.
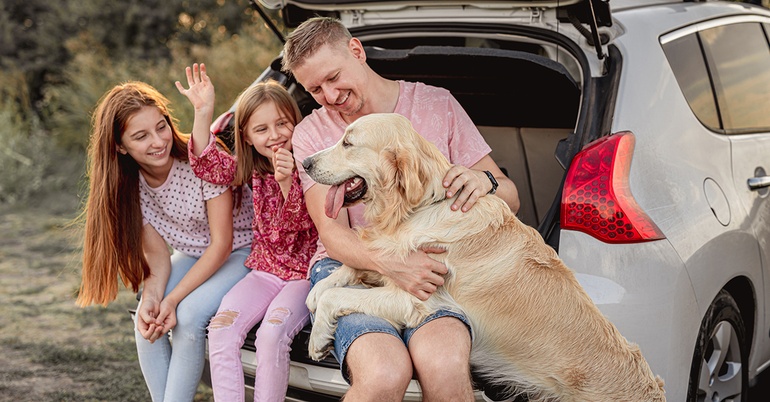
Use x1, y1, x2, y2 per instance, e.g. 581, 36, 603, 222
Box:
304, 183, 448, 301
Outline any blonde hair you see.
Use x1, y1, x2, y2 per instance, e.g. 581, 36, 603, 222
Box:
232, 80, 303, 185
77, 82, 189, 307
282, 16, 353, 73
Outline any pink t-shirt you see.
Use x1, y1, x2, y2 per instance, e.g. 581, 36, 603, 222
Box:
188, 134, 319, 281
292, 81, 492, 267
139, 158, 253, 257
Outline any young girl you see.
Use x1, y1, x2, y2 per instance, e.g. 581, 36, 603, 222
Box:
176, 64, 318, 402
77, 80, 254, 401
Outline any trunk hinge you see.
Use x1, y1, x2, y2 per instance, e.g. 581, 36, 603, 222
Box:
558, 0, 612, 60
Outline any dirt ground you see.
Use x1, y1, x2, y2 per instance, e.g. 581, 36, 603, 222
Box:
0, 196, 214, 402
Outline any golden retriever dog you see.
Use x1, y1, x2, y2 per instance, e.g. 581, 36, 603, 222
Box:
302, 113, 666, 402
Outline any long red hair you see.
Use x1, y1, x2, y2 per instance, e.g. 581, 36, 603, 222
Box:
77, 82, 188, 307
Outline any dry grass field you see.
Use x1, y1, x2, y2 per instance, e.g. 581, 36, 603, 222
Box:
0, 194, 214, 402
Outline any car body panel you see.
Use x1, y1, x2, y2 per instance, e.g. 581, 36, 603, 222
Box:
559, 230, 697, 402
731, 132, 770, 371
612, 2, 770, 378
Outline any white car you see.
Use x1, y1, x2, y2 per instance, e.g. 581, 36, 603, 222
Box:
205, 1, 770, 400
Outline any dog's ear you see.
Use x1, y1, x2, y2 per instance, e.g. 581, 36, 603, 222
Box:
387, 130, 451, 207
394, 146, 428, 208
411, 132, 452, 202
367, 147, 426, 233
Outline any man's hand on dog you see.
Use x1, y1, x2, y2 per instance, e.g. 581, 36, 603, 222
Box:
376, 247, 447, 301
443, 166, 492, 212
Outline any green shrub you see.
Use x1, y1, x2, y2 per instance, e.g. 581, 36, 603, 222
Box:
0, 73, 49, 204
47, 25, 281, 152
2, 15, 282, 207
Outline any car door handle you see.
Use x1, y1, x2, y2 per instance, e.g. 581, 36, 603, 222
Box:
748, 176, 770, 191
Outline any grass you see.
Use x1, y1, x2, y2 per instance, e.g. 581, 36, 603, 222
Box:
0, 201, 214, 402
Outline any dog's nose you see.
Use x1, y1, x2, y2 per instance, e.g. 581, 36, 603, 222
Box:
302, 157, 314, 172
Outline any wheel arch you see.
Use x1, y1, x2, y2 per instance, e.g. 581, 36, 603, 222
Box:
724, 276, 757, 359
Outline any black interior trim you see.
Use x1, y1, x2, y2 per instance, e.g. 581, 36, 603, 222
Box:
365, 45, 580, 127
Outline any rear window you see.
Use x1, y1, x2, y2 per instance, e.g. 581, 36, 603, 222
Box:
662, 21, 770, 134
701, 22, 770, 132
662, 34, 720, 129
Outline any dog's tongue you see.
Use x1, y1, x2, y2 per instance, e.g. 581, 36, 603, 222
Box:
325, 184, 346, 219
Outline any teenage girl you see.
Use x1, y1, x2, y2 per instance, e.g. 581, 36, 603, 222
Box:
176, 63, 318, 402
77, 80, 254, 401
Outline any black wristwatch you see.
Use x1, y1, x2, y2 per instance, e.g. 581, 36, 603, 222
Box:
483, 170, 498, 195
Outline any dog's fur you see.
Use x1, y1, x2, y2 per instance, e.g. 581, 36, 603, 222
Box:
302, 113, 666, 402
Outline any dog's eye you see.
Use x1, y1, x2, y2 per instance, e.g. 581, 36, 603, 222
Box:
342, 139, 352, 148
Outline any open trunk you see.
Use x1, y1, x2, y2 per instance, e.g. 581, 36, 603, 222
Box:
361, 41, 580, 230
215, 15, 622, 399
280, 25, 596, 237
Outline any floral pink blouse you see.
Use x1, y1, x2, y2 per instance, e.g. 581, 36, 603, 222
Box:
189, 134, 318, 281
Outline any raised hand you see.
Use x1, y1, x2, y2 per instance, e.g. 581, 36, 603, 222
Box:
177, 63, 216, 156
175, 63, 214, 114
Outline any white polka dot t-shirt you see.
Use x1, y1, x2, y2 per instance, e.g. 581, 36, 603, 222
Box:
139, 158, 253, 257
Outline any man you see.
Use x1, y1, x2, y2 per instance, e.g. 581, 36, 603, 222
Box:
284, 17, 520, 402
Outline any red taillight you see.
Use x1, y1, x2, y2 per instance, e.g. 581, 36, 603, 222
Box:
561, 131, 664, 243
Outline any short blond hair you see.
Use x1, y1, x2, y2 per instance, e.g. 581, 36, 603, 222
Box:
282, 17, 353, 73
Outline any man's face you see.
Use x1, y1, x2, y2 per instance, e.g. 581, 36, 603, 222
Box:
292, 41, 367, 120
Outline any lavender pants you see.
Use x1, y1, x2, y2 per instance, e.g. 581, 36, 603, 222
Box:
207, 270, 310, 402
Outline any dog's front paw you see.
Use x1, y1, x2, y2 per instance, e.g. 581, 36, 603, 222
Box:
308, 332, 334, 361
306, 277, 338, 313
306, 285, 321, 313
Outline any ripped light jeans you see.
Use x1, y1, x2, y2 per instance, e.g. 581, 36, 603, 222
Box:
207, 269, 311, 402
134, 248, 250, 402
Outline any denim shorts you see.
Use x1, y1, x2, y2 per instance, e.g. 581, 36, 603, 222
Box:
309, 257, 471, 382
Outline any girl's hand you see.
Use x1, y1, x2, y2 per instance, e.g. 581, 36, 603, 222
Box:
272, 147, 295, 200
175, 63, 214, 114
155, 298, 179, 335
272, 146, 295, 187
136, 298, 164, 343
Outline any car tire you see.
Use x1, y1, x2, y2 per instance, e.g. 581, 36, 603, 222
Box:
686, 290, 749, 402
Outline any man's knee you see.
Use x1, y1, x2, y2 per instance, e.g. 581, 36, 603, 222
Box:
348, 362, 413, 392
346, 333, 413, 391
410, 317, 471, 360
412, 345, 474, 402
409, 317, 472, 384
